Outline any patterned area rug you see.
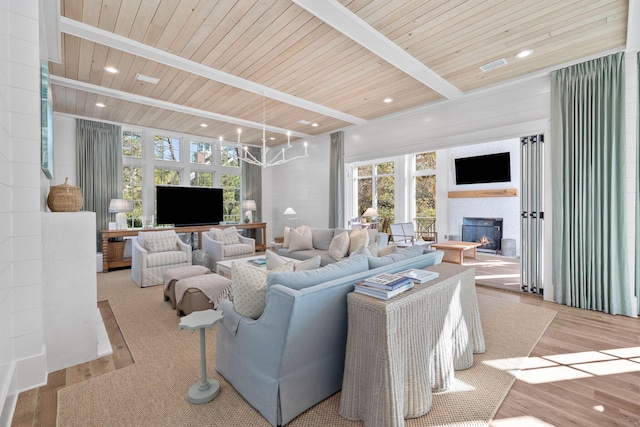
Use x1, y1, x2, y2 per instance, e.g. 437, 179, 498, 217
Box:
57, 270, 556, 426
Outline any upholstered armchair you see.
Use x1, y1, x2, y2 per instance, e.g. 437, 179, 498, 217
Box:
202, 226, 255, 268
131, 230, 192, 287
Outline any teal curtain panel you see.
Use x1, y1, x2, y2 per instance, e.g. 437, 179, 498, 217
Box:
551, 52, 633, 316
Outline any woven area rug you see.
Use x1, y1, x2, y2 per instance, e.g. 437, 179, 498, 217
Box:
57, 270, 556, 427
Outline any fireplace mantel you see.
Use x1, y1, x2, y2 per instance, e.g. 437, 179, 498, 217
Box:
448, 189, 517, 198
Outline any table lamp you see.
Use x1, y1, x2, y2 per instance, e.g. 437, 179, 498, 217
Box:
362, 207, 378, 224
109, 198, 133, 230
242, 199, 257, 223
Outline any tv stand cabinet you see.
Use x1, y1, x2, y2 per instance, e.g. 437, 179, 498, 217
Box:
100, 223, 267, 272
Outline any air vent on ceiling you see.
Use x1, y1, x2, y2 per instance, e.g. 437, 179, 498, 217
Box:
135, 73, 160, 84
479, 58, 508, 72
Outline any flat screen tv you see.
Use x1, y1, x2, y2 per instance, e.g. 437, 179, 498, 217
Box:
455, 152, 511, 185
156, 186, 224, 226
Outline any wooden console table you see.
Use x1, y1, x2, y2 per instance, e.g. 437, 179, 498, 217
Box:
100, 222, 267, 272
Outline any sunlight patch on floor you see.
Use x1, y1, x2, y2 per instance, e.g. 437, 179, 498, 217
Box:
516, 347, 640, 385
475, 273, 520, 280
490, 415, 557, 426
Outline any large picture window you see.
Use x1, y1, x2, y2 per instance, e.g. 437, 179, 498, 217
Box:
222, 174, 241, 222
414, 152, 436, 240
155, 135, 180, 161
356, 161, 395, 223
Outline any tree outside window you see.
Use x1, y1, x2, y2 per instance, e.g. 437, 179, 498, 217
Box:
222, 174, 240, 222
190, 171, 213, 187
415, 152, 436, 218
190, 141, 212, 165
221, 145, 239, 168
155, 135, 180, 161
123, 166, 142, 227
123, 131, 142, 158
356, 162, 394, 223
155, 168, 180, 185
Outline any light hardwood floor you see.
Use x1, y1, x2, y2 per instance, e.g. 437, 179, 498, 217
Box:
11, 260, 640, 427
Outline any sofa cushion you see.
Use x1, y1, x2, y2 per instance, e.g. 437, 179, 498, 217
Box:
289, 226, 313, 252
328, 231, 350, 261
232, 261, 294, 319
145, 236, 178, 253
147, 251, 188, 267
368, 245, 424, 269
266, 249, 321, 272
367, 229, 378, 244
348, 228, 370, 254
267, 254, 369, 291
223, 243, 254, 257
311, 228, 335, 251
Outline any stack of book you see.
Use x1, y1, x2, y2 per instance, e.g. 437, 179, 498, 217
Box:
248, 258, 267, 267
354, 273, 413, 300
399, 269, 440, 284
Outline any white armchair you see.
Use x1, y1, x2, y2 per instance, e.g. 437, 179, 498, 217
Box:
202, 226, 255, 268
131, 230, 192, 287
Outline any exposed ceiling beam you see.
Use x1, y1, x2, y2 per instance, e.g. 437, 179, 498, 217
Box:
60, 17, 367, 126
293, 0, 464, 101
50, 76, 313, 139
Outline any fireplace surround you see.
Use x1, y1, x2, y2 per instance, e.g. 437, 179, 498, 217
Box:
461, 217, 503, 254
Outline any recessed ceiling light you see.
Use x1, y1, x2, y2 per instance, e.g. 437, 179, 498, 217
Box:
311, 123, 319, 127
104, 66, 119, 73
135, 73, 160, 84
383, 97, 393, 103
95, 103, 105, 108
200, 123, 207, 127
515, 50, 533, 59
269, 137, 276, 140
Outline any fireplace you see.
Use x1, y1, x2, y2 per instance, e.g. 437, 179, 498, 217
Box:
461, 217, 503, 254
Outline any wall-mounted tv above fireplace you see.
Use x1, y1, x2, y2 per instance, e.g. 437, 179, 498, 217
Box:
156, 186, 224, 226
454, 152, 511, 185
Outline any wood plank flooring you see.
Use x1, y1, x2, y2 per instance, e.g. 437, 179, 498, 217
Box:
11, 261, 640, 427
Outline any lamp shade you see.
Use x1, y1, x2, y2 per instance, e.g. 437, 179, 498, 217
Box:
283, 207, 296, 215
242, 200, 257, 210
362, 207, 378, 217
108, 199, 133, 213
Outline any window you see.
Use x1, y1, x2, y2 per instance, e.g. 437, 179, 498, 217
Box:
155, 168, 180, 185
414, 152, 436, 240
154, 135, 180, 161
123, 131, 142, 158
221, 145, 239, 168
356, 161, 395, 223
123, 166, 142, 227
190, 171, 213, 187
221, 174, 241, 222
190, 141, 212, 165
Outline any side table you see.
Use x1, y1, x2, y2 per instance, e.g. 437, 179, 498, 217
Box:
179, 309, 224, 404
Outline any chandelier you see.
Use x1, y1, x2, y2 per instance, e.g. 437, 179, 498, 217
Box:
228, 97, 309, 168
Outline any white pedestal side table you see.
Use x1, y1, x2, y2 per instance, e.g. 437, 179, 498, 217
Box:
179, 309, 224, 404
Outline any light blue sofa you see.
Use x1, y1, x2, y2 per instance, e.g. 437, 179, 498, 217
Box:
216, 246, 444, 426
274, 227, 389, 266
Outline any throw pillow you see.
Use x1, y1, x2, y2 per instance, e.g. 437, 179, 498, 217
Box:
288, 226, 313, 252
221, 226, 241, 245
367, 242, 379, 257
349, 243, 372, 257
265, 249, 287, 270
145, 237, 178, 253
349, 228, 370, 254
328, 231, 350, 261
231, 261, 294, 319
378, 243, 398, 257
283, 226, 291, 249
209, 228, 223, 242
294, 255, 321, 271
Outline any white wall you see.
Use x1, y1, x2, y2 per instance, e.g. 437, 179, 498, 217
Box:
447, 139, 521, 255
0, 1, 48, 425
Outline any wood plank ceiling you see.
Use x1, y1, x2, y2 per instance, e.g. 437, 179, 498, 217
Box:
50, 0, 629, 146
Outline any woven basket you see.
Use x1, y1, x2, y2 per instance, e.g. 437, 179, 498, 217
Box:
47, 177, 83, 212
